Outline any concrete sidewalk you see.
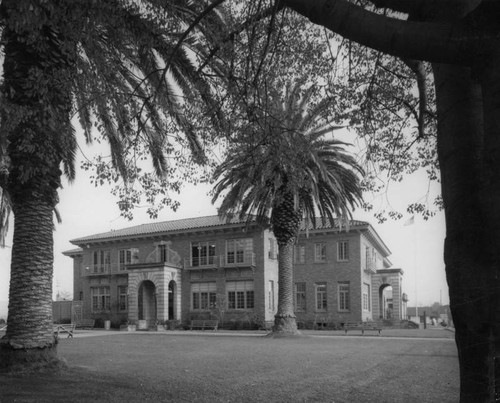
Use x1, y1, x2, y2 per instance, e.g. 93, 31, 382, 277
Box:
65, 326, 455, 340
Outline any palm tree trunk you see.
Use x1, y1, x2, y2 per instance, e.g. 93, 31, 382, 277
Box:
0, 197, 61, 372
272, 240, 299, 334
271, 194, 301, 335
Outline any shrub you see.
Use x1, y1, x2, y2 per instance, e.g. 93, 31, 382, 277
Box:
94, 318, 104, 328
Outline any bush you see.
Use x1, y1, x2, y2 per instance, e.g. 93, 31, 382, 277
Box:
0, 318, 6, 325
94, 318, 104, 328
164, 320, 181, 330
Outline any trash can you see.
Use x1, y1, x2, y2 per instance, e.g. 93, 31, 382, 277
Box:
104, 320, 111, 330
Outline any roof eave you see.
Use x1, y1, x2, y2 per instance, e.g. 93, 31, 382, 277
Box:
70, 221, 261, 246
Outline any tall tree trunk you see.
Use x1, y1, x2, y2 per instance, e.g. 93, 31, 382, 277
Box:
273, 241, 299, 334
434, 62, 500, 402
0, 198, 60, 372
0, 1, 73, 372
271, 193, 301, 335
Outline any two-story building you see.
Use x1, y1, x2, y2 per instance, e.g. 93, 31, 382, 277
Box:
64, 215, 405, 329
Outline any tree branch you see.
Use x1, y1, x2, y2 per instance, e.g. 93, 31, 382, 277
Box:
281, 0, 476, 65
369, 0, 483, 18
402, 59, 428, 138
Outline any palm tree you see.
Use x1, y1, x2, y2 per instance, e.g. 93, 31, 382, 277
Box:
0, 0, 226, 371
212, 82, 364, 335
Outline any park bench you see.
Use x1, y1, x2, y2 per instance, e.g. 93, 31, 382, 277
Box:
190, 319, 219, 331
75, 319, 95, 329
53, 323, 76, 338
344, 321, 382, 335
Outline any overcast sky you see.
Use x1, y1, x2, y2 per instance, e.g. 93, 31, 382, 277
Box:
0, 141, 448, 321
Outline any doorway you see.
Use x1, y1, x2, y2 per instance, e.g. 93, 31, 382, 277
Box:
138, 280, 157, 327
379, 284, 393, 319
168, 280, 176, 320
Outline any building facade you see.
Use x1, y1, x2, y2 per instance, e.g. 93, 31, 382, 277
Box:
64, 215, 404, 329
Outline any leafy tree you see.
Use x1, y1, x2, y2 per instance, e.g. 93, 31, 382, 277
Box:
0, 0, 226, 371
212, 80, 363, 334
269, 0, 500, 400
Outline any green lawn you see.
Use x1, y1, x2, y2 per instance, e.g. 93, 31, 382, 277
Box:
0, 331, 458, 402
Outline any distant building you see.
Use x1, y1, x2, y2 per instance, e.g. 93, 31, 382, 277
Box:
407, 305, 451, 326
63, 215, 405, 328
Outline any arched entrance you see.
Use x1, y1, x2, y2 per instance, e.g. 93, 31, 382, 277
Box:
372, 268, 404, 321
379, 284, 393, 319
138, 280, 157, 327
168, 280, 176, 320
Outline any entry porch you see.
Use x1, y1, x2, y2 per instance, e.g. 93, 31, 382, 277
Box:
127, 263, 181, 328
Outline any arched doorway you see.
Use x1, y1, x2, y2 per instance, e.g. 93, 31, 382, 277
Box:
138, 280, 157, 327
168, 280, 176, 320
379, 284, 393, 319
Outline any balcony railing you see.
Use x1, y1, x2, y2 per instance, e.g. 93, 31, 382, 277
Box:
83, 250, 257, 274
220, 252, 255, 268
184, 252, 256, 269
82, 264, 126, 276
183, 256, 219, 270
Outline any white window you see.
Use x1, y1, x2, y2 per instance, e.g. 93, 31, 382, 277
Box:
226, 238, 253, 264
337, 241, 349, 261
118, 285, 128, 311
294, 244, 305, 264
191, 241, 216, 266
119, 249, 132, 270
315, 283, 327, 311
363, 283, 370, 311
268, 280, 275, 311
191, 282, 217, 311
314, 243, 326, 262
295, 282, 306, 312
92, 250, 110, 273
91, 287, 110, 312
338, 282, 350, 312
227, 280, 254, 310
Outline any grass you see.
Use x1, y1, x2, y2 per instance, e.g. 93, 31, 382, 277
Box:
0, 330, 458, 402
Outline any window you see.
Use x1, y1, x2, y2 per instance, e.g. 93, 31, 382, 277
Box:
294, 245, 305, 264
269, 238, 277, 259
314, 243, 326, 262
363, 283, 370, 311
118, 285, 128, 311
191, 282, 217, 310
268, 280, 275, 311
191, 241, 216, 266
226, 238, 253, 264
295, 282, 306, 312
119, 249, 132, 270
227, 281, 254, 310
91, 287, 110, 312
337, 241, 349, 261
338, 282, 350, 311
372, 249, 379, 270
365, 246, 371, 271
92, 250, 110, 273
315, 283, 327, 311
158, 244, 168, 262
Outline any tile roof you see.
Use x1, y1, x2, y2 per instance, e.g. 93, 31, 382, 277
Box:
70, 215, 258, 244
70, 215, 370, 245
300, 217, 369, 231
62, 247, 84, 256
